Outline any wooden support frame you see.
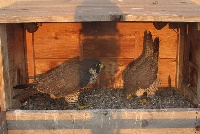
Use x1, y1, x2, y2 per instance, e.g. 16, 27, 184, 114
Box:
0, 24, 11, 111
1, 0, 200, 23
0, 112, 7, 134
5, 109, 200, 134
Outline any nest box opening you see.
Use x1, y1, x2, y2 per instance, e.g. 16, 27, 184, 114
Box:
1, 22, 200, 111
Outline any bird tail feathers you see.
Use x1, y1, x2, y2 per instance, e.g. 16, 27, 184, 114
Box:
13, 83, 40, 102
13, 83, 38, 89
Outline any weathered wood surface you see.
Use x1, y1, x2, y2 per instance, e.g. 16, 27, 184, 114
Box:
184, 25, 200, 104
6, 109, 200, 134
0, 24, 27, 110
190, 26, 200, 103
0, 112, 7, 134
27, 22, 177, 87
7, 24, 27, 109
1, 0, 200, 22
0, 24, 10, 111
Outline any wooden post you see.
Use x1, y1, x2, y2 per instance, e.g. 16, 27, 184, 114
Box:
0, 24, 11, 111
0, 112, 7, 134
176, 23, 185, 89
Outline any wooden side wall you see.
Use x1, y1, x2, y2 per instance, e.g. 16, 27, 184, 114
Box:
6, 24, 27, 109
26, 22, 177, 88
181, 24, 200, 104
0, 112, 7, 134
0, 24, 10, 111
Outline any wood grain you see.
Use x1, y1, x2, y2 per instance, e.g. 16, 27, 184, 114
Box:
0, 24, 10, 111
0, 0, 200, 22
6, 24, 27, 109
0, 112, 7, 134
27, 22, 177, 88
6, 109, 200, 134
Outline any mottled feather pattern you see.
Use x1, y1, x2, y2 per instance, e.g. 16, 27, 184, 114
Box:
123, 31, 160, 95
13, 59, 103, 102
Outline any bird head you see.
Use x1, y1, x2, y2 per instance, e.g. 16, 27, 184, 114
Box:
96, 63, 105, 72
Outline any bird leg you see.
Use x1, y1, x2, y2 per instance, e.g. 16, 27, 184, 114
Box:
146, 78, 162, 97
126, 78, 161, 100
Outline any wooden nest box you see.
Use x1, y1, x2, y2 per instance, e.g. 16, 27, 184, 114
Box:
1, 0, 200, 133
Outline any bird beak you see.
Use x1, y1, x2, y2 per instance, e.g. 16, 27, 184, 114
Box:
99, 63, 105, 71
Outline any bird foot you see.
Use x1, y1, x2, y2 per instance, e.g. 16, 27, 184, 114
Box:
139, 98, 149, 105
84, 84, 94, 89
63, 103, 92, 110
126, 94, 133, 100
77, 104, 92, 110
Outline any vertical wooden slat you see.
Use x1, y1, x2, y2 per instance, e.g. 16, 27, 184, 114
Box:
176, 23, 185, 89
0, 24, 10, 111
0, 112, 7, 134
7, 24, 28, 109
26, 31, 34, 82
189, 25, 200, 103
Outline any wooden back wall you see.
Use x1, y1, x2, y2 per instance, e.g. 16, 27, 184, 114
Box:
26, 22, 177, 88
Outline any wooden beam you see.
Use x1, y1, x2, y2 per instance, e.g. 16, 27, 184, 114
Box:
1, 0, 200, 22
189, 26, 200, 104
0, 24, 11, 111
6, 109, 200, 134
176, 23, 185, 89
0, 112, 7, 134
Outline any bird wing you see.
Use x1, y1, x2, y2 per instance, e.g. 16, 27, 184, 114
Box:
36, 60, 80, 98
123, 57, 158, 94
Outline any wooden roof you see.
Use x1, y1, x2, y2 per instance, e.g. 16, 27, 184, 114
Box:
0, 0, 200, 23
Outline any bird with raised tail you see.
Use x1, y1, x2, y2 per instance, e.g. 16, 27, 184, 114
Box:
123, 30, 161, 99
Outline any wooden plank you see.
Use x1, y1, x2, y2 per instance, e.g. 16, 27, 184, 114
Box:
6, 24, 27, 109
34, 58, 79, 75
188, 26, 200, 103
191, 0, 200, 4
7, 128, 198, 134
158, 58, 176, 87
31, 23, 177, 59
0, 0, 16, 8
0, 112, 7, 134
6, 109, 200, 134
8, 130, 91, 134
26, 31, 35, 82
1, 0, 200, 22
34, 23, 81, 59
0, 24, 11, 111
177, 24, 186, 89
113, 128, 197, 134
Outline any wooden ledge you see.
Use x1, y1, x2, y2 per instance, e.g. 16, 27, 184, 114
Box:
0, 0, 200, 23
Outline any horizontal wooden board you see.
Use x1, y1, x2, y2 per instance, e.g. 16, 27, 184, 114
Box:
1, 0, 200, 22
8, 130, 92, 134
117, 22, 178, 59
7, 128, 198, 134
31, 22, 177, 59
6, 109, 200, 134
34, 23, 82, 59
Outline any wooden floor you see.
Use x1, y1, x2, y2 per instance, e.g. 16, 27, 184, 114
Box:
0, 0, 200, 22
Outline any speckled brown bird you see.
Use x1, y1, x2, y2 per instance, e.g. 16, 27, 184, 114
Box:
122, 30, 160, 97
13, 59, 104, 103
